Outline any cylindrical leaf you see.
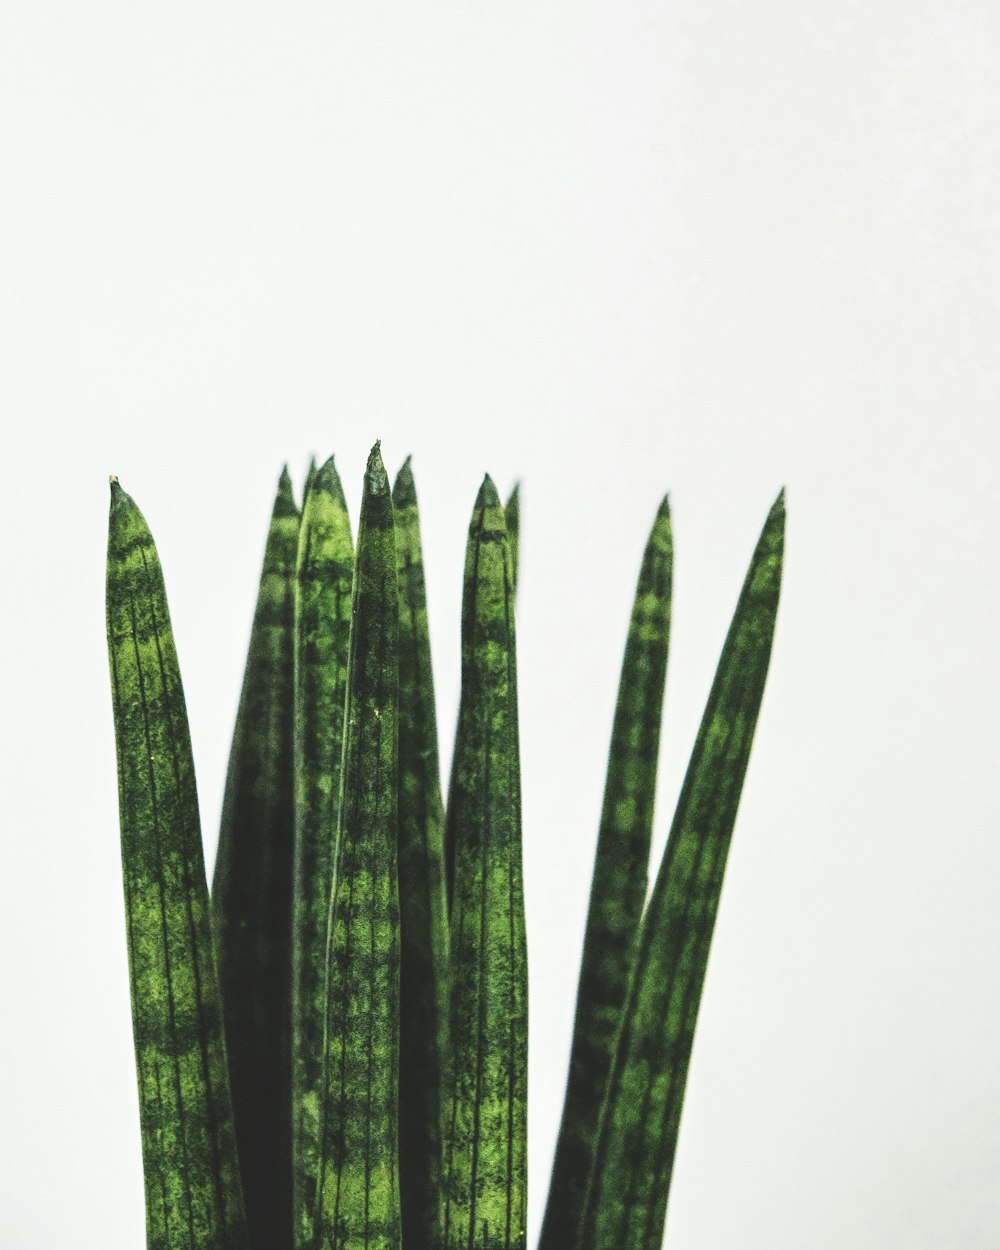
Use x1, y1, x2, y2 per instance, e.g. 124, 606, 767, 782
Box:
293, 458, 355, 1249
393, 457, 449, 1250
540, 495, 672, 1250
443, 478, 527, 1250
315, 443, 401, 1250
212, 469, 299, 1250
106, 479, 249, 1250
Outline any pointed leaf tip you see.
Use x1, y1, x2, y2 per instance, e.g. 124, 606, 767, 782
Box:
108, 476, 133, 519
477, 473, 501, 509
365, 442, 390, 495
272, 465, 299, 519
311, 455, 347, 506
392, 456, 416, 505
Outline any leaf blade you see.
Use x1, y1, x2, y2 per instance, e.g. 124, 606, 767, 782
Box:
579, 490, 785, 1250
539, 495, 672, 1250
315, 443, 401, 1250
443, 478, 527, 1250
212, 468, 299, 1250
293, 457, 355, 1249
106, 480, 249, 1250
393, 457, 450, 1250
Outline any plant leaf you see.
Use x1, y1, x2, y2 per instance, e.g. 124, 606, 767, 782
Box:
315, 443, 401, 1250
392, 457, 450, 1250
106, 479, 249, 1250
579, 490, 785, 1250
292, 457, 354, 1249
443, 485, 517, 910
539, 495, 672, 1250
443, 477, 527, 1250
212, 468, 299, 1250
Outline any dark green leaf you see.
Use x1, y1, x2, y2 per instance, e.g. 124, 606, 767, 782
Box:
106, 479, 249, 1250
212, 469, 299, 1250
579, 490, 785, 1250
292, 457, 354, 1249
393, 457, 449, 1250
540, 495, 672, 1250
443, 478, 527, 1250
315, 443, 401, 1250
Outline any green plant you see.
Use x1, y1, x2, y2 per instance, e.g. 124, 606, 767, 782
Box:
106, 443, 784, 1250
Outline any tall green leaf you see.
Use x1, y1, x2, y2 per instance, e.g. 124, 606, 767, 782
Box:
443, 478, 527, 1250
293, 457, 355, 1249
579, 490, 785, 1250
106, 479, 249, 1250
315, 443, 401, 1250
212, 469, 299, 1250
443, 486, 517, 910
540, 495, 672, 1250
392, 457, 450, 1250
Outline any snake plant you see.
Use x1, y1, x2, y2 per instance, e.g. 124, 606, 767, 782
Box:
106, 444, 784, 1250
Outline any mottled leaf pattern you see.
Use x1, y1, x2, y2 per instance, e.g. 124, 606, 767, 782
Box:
293, 458, 355, 1249
579, 491, 785, 1250
212, 470, 299, 1250
106, 480, 249, 1250
444, 478, 527, 1250
392, 458, 450, 1250
108, 453, 785, 1250
315, 444, 401, 1250
540, 495, 672, 1250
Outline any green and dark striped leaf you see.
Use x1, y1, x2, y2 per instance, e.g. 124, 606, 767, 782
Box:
579, 490, 785, 1250
106, 479, 249, 1250
212, 469, 299, 1250
315, 443, 401, 1250
443, 485, 518, 910
540, 495, 672, 1250
443, 478, 527, 1250
292, 457, 355, 1249
393, 457, 450, 1250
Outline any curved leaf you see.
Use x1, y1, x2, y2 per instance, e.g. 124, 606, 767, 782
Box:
579, 490, 785, 1250
540, 495, 672, 1250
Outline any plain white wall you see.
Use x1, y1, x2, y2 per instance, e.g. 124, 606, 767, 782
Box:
3, 3, 1000, 1246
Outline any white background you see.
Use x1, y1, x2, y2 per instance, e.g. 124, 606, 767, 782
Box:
3, 3, 1000, 1246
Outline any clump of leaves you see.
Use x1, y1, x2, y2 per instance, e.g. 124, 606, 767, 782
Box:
106, 444, 783, 1250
